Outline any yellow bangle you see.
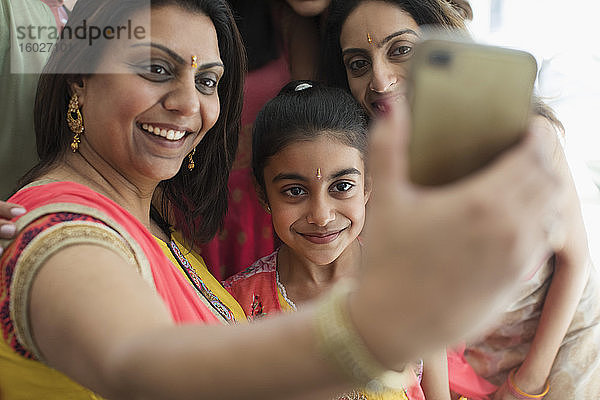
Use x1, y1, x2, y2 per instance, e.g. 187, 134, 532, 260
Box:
507, 368, 550, 399
313, 280, 412, 393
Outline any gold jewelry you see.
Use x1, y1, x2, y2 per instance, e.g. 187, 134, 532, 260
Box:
316, 168, 322, 180
187, 147, 196, 171
507, 368, 549, 399
314, 280, 411, 393
367, 32, 373, 44
265, 205, 271, 214
191, 55, 198, 69
67, 94, 84, 152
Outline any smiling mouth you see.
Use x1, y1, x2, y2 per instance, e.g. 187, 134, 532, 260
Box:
372, 101, 391, 116
299, 228, 347, 244
140, 123, 188, 141
371, 94, 406, 116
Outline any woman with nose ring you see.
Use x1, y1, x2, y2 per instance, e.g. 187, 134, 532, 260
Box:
320, 1, 600, 399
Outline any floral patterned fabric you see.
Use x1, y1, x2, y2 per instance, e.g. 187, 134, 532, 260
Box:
464, 261, 600, 399
223, 250, 282, 320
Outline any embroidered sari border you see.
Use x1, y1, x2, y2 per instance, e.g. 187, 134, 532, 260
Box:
166, 239, 233, 324
10, 221, 138, 360
6, 202, 154, 288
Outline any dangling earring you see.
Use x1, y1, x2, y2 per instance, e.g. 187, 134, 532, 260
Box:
187, 147, 196, 171
265, 205, 271, 214
67, 94, 84, 152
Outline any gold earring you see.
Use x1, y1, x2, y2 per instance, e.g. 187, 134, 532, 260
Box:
67, 94, 84, 152
187, 147, 196, 171
265, 205, 271, 214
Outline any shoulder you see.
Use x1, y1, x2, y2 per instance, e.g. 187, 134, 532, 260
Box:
5, 181, 144, 271
0, 212, 129, 360
0, 184, 153, 358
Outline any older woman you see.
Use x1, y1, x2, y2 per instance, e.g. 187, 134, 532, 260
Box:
319, 1, 600, 399
0, 0, 566, 398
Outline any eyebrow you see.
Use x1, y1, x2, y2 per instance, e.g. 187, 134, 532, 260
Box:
331, 168, 361, 179
341, 28, 419, 56
131, 42, 224, 70
272, 168, 362, 183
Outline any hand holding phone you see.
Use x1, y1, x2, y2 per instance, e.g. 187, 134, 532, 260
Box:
407, 38, 537, 186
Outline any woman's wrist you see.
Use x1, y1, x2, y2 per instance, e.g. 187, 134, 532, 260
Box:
348, 279, 415, 370
507, 368, 550, 399
313, 279, 413, 392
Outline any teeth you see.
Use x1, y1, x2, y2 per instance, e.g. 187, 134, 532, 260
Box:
141, 123, 186, 141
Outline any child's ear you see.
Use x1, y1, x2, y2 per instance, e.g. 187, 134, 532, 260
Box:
253, 177, 271, 214
364, 174, 373, 205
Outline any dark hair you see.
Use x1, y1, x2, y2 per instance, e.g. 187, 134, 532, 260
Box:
22, 0, 246, 244
228, 0, 280, 71
318, 0, 466, 90
447, 0, 473, 21
252, 80, 369, 197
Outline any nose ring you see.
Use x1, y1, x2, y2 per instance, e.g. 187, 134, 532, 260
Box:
369, 80, 395, 93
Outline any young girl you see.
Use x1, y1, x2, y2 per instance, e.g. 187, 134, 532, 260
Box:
224, 80, 451, 400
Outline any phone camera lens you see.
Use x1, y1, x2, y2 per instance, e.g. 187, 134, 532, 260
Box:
429, 50, 452, 66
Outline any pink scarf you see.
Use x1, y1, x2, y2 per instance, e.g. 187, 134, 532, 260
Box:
448, 343, 498, 399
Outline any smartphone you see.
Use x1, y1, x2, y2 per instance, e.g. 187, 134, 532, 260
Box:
407, 38, 537, 186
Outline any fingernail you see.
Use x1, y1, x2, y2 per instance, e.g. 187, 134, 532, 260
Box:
0, 224, 16, 236
10, 207, 26, 217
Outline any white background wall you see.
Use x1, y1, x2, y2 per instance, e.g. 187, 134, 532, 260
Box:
467, 0, 600, 266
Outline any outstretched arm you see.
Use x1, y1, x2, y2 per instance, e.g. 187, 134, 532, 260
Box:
30, 243, 353, 399
18, 104, 566, 400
